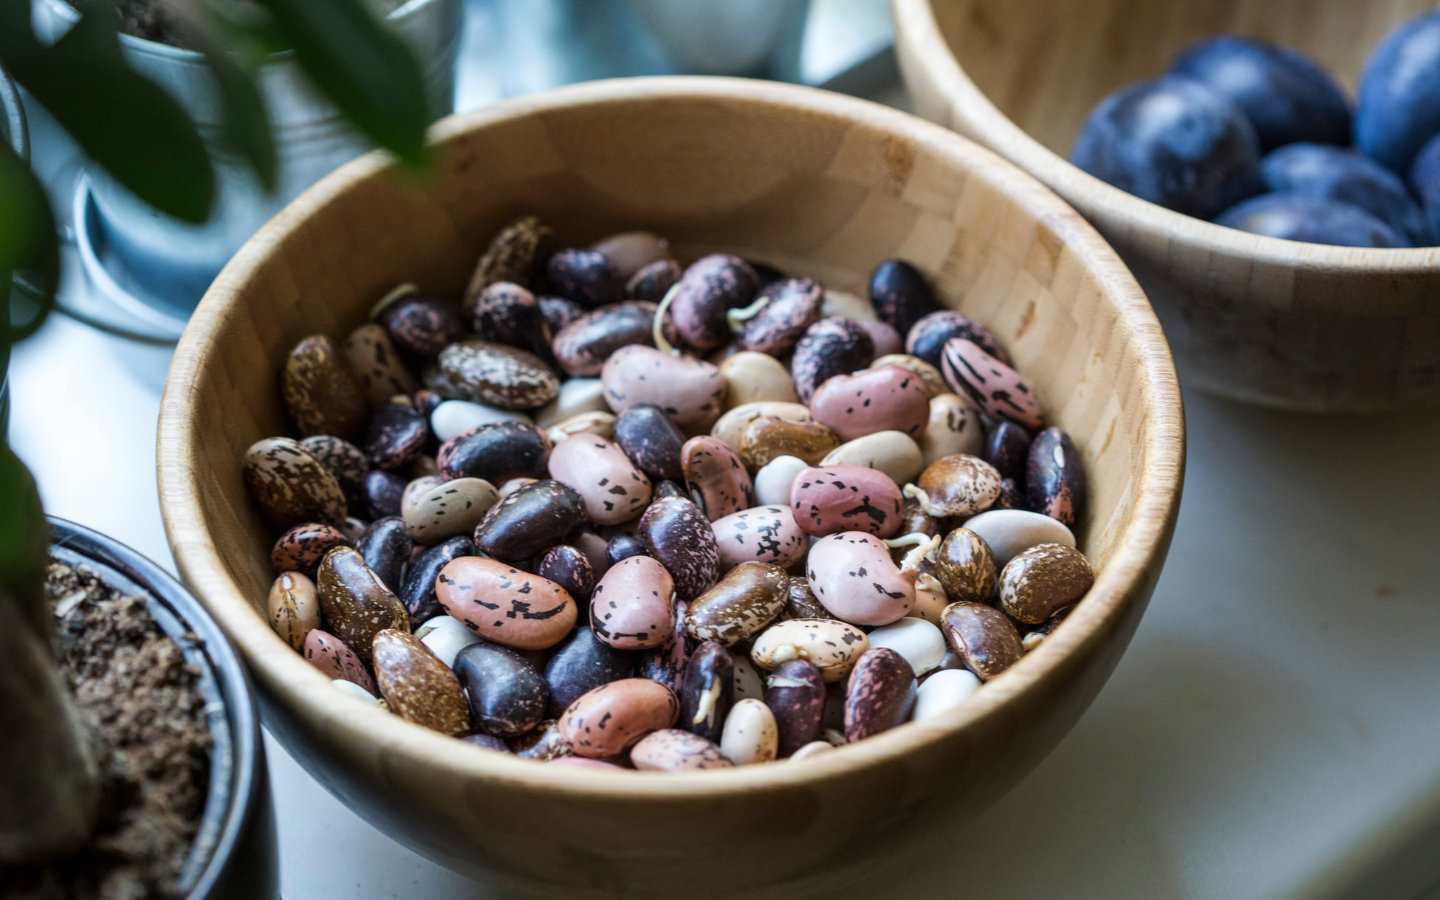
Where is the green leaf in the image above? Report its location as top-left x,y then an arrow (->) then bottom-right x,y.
0,139 -> 59,346
0,442 -> 50,641
0,3 -> 216,223
250,0 -> 430,170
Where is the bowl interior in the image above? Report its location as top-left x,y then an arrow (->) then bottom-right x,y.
161,78 -> 1181,801
930,0 -> 1434,159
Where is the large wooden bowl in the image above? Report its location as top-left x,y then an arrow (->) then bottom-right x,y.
894,0 -> 1440,412
158,78 -> 1184,898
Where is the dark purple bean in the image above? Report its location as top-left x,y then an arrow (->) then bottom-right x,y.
843,648 -> 917,742
668,254 -> 760,351
627,258 -> 682,304
472,480 -> 584,562
399,535 -> 479,627
412,389 -> 444,418
472,281 -> 555,364
638,600 -> 690,694
536,544 -> 597,601
539,295 -> 585,333
736,277 -> 823,356
552,301 -> 658,377
300,435 -> 369,500
436,420 -> 552,483
454,642 -> 549,738
378,291 -> 465,358
1026,427 -> 1085,526
606,535 -> 649,566
355,516 -> 411,593
638,495 -> 720,601
652,480 -> 687,501
362,469 -> 407,520
613,403 -> 686,481
543,626 -> 637,717
763,659 -> 825,757
868,259 -> 939,337
546,248 -> 623,308
363,402 -> 429,470
905,309 -> 1010,369
791,317 -> 874,404
995,478 -> 1024,510
984,420 -> 1032,483
678,640 -> 733,743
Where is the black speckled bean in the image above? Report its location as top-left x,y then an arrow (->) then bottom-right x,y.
299,435 -> 369,499
399,535 -> 479,627
472,480 -> 585,562
638,495 -> 720,601
669,254 -> 760,351
378,291 -> 465,358
613,403 -> 686,481
985,420 -> 1031,483
536,544 -> 597,601
627,258 -> 682,304
355,516 -> 411,593
547,248 -> 623,308
606,534 -> 649,566
638,600 -> 690,694
678,640 -> 733,743
905,309 -> 1010,369
843,648 -> 917,742
736,277 -> 823,356
544,625 -> 637,716
436,420 -> 552,484
362,469 -> 407,520
1026,427 -> 1085,527
539,295 -> 584,333
363,402 -> 429,470
868,259 -> 939,337
454,642 -> 549,738
763,659 -> 825,757
472,281 -> 556,364
552,301 -> 658,377
791,318 -> 875,404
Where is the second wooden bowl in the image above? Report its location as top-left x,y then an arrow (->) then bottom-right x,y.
894,0 -> 1440,413
157,78 -> 1183,898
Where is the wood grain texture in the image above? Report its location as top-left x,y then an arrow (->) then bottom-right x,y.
895,0 -> 1440,412
157,78 -> 1184,898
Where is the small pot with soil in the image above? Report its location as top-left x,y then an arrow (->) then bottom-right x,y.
1,518 -> 275,899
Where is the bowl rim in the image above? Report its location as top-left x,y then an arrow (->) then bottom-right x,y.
892,0 -> 1440,273
157,75 -> 1185,799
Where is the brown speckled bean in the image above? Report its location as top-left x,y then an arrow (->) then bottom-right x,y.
270,522 -> 348,575
282,335 -> 368,439
684,561 -> 788,647
315,546 -> 409,664
343,323 -> 418,409
373,629 -> 470,736
932,527 -> 997,604
940,601 -> 1024,681
911,454 -> 1002,518
437,339 -> 561,411
712,401 -> 813,454
244,437 -> 348,529
998,543 -> 1093,625
738,416 -> 840,469
464,215 -> 554,314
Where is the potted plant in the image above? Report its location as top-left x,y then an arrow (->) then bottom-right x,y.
0,1 -> 434,893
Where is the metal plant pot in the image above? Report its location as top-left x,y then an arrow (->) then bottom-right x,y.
32,0 -> 463,316
47,518 -> 276,900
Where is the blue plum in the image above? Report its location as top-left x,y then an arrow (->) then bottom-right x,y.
1356,11 -> 1440,174
1261,143 -> 1430,246
1410,133 -> 1440,244
1213,193 -> 1404,247
1072,76 -> 1263,219
1169,36 -> 1351,152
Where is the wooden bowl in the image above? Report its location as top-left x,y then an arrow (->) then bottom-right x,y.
157,78 -> 1184,898
894,0 -> 1440,412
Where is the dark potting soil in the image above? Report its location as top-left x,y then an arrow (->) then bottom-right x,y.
112,0 -> 410,47
0,561 -> 212,900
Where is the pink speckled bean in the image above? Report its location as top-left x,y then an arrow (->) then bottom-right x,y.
559,678 -> 680,758
789,465 -> 904,538
808,365 -> 930,443
680,435 -> 755,522
601,345 -> 727,434
940,338 -> 1043,429
710,504 -> 807,569
302,629 -> 375,693
806,532 -> 915,626
548,434 -> 652,525
589,555 -> 677,650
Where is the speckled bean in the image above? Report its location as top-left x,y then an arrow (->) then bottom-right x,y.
373,629 -> 470,736
613,403 -> 686,481
784,575 -> 831,621
403,477 -> 499,545
735,277 -> 823,355
552,301 -> 658,377
712,401 -> 813,454
941,338 -> 1043,429
680,436 -> 754,521
589,555 -> 676,650
601,345 -> 727,434
436,557 -> 577,650
679,640 -> 734,743
870,354 -> 948,399
998,543 -> 1093,624
920,393 -> 985,466
464,215 -> 554,311
868,259 -> 939,336
436,420 -> 551,484
316,546 -> 409,664
302,629 -> 374,692
377,289 -> 465,358
789,465 -> 904,538
472,281 -> 555,363
270,522 -> 348,575
627,259 -> 682,305
548,434 -> 652,525
805,532 -> 914,626
910,454 -> 1002,518
808,365 -> 930,442
751,618 -> 869,683
437,339 -> 561,410
843,648 -> 917,742
710,505 -> 807,570
638,496 -> 720,601
940,601 -> 1024,681
282,335 -> 368,439
906,309 -> 1010,369
762,659 -> 826,756
739,416 -> 840,470
791,318 -> 875,404
684,561 -> 788,646
343,323 -> 419,409
631,728 -> 734,771
268,572 -> 320,650
244,437 -> 348,529
536,545 -> 598,602
548,247 -> 624,308
932,527 -> 997,604
471,480 -> 584,561
559,678 -> 680,758
668,254 -> 760,351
